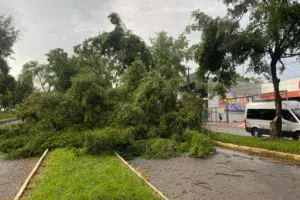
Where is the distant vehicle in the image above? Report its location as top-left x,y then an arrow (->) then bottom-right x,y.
245,101 -> 300,140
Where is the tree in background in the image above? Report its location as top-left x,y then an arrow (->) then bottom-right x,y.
74,12 -> 152,76
21,61 -> 54,92
188,0 -> 300,138
150,31 -> 192,80
0,14 -> 18,110
46,48 -> 76,92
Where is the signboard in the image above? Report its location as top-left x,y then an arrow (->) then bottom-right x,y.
219,93 -> 248,111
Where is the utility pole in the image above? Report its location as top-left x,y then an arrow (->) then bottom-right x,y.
242,65 -> 244,78
226,99 -> 229,123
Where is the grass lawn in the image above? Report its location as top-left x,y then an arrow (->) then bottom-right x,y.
210,132 -> 300,155
25,149 -> 161,200
0,112 -> 16,120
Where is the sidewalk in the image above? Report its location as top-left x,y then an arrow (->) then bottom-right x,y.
206,121 -> 245,128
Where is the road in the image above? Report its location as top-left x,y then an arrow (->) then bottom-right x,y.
0,154 -> 38,199
131,147 -> 300,200
0,119 -> 21,127
206,124 -> 250,136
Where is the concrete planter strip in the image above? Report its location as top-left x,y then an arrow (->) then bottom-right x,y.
213,140 -> 300,163
14,149 -> 49,200
116,153 -> 169,200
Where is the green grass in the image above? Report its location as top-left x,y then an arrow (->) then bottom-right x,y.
210,131 -> 300,155
26,149 -> 162,200
0,112 -> 16,120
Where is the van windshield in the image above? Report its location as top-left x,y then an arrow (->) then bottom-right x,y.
291,108 -> 300,120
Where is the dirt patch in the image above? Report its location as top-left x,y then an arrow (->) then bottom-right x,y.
130,148 -> 300,200
0,154 -> 39,200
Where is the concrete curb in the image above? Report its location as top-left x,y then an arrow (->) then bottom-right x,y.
116,153 -> 168,200
212,141 -> 300,163
0,118 -> 19,124
14,149 -> 49,200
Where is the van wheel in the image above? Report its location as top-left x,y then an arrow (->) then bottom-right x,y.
294,132 -> 300,141
252,128 -> 261,137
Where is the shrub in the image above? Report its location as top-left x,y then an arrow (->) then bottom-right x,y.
183,129 -> 198,144
85,127 -> 134,155
179,142 -> 190,152
143,138 -> 179,159
189,132 -> 215,158
119,140 -> 148,160
0,127 -> 86,159
159,112 -> 179,138
17,92 -> 84,132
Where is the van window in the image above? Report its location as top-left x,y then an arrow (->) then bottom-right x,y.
247,109 -> 261,119
261,109 -> 276,120
247,109 -> 276,120
292,108 -> 300,120
282,110 -> 297,123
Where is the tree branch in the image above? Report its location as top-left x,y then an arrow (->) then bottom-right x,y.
36,72 -> 46,92
282,53 -> 300,58
262,0 -> 269,6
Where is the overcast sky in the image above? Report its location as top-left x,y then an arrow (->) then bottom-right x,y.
1,0 -> 299,81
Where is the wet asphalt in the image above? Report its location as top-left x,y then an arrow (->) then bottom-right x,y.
0,154 -> 38,199
206,124 -> 250,136
130,147 -> 300,200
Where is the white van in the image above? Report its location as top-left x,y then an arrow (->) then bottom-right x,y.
245,101 -> 300,140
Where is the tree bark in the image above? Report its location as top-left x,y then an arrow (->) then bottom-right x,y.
270,54 -> 282,138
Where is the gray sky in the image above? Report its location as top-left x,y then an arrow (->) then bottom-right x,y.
1,0 -> 299,80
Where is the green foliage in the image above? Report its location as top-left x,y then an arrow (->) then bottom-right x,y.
183,129 -> 198,144
74,13 -> 152,73
0,124 -> 86,159
0,112 -> 15,120
143,138 -> 179,159
68,69 -> 111,128
17,92 -> 83,132
189,132 -> 215,158
210,131 -> 300,155
0,11 -> 211,162
27,149 -> 161,200
46,48 -> 76,92
150,31 -> 192,79
188,1 -> 300,135
85,127 -> 134,155
119,139 -> 148,160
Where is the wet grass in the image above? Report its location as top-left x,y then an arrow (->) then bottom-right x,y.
0,112 -> 16,120
210,132 -> 300,155
25,149 -> 161,200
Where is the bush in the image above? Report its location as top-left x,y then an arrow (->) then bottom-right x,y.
143,138 -> 179,159
189,132 -> 215,158
179,142 -> 190,152
119,140 -> 148,160
85,127 -> 134,155
183,129 -> 198,144
17,92 -> 84,132
0,127 -> 86,159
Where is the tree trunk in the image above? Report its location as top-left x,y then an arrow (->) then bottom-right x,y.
270,55 -> 282,138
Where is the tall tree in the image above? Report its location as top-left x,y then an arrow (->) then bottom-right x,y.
46,48 -> 75,92
188,0 -> 300,138
150,31 -> 192,79
0,14 -> 19,110
22,61 -> 54,92
13,65 -> 34,104
74,12 -> 152,75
